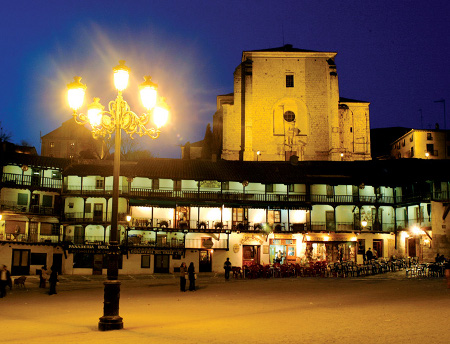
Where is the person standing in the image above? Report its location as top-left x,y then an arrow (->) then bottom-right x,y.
0,265 -> 11,298
188,262 -> 196,291
179,262 -> 187,292
48,266 -> 58,295
40,266 -> 48,288
223,258 -> 232,280
366,248 -> 374,261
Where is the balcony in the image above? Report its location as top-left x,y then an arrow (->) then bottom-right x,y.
2,173 -> 62,190
0,201 -> 58,215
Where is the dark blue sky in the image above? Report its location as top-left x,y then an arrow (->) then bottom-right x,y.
1,1 -> 449,158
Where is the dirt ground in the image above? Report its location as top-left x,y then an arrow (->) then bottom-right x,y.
1,273 -> 449,344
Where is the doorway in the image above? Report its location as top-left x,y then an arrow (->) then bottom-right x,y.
373,239 -> 384,259
199,250 -> 212,272
93,254 -> 103,275
93,203 -> 103,222
242,245 -> 260,266
11,249 -> 30,275
154,254 -> 170,273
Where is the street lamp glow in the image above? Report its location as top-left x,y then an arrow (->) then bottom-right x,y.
87,98 -> 104,127
139,76 -> 158,110
153,97 -> 169,128
67,60 -> 170,331
67,76 -> 86,111
113,60 -> 130,91
411,225 -> 421,235
361,219 -> 368,228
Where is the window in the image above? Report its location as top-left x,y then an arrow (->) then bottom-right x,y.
286,74 -> 294,87
152,179 -> 159,190
68,202 -> 74,209
31,253 -> 47,266
426,144 -> 434,155
427,133 -> 433,140
232,208 -> 248,222
173,180 -> 182,191
410,134 -> 414,142
288,184 -> 295,192
70,142 -> 75,149
283,111 -> 295,122
326,185 -> 334,198
268,210 -> 281,223
221,181 -> 229,190
410,147 -> 414,157
42,195 -> 53,207
51,171 -> 61,179
85,203 -> 92,213
17,193 -> 28,206
357,239 -> 365,255
50,142 -> 54,148
402,139 -> 405,147
95,177 -> 104,189
141,255 -> 151,268
265,184 -> 274,193
51,224 -> 59,236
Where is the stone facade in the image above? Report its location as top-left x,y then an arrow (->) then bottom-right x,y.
213,45 -> 371,162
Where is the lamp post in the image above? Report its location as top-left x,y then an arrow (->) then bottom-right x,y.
67,60 -> 169,331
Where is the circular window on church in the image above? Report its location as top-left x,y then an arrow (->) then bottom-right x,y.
283,111 -> 295,122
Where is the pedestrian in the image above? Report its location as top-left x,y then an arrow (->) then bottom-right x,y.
179,262 -> 187,292
188,262 -> 196,291
365,248 -> 374,261
0,265 -> 11,298
223,258 -> 232,280
48,265 -> 58,295
40,266 -> 48,288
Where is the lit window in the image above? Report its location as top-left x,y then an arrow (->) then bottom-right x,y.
286,75 -> 294,87
95,178 -> 104,189
50,142 -> 54,148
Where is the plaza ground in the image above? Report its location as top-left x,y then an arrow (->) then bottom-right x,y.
1,272 -> 449,344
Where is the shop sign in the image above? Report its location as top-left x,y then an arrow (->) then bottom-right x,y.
67,244 -> 112,254
304,233 -> 356,242
241,234 -> 264,245
129,248 -> 182,255
273,233 -> 292,239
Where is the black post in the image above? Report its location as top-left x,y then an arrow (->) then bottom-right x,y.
98,96 -> 123,331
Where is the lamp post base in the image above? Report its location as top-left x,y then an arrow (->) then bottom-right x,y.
98,315 -> 124,331
98,279 -> 123,331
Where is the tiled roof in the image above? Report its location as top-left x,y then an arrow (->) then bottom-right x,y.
1,153 -> 71,170
61,158 -> 450,186
339,97 -> 370,104
248,44 -> 319,53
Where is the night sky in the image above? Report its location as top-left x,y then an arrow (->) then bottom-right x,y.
1,1 -> 449,158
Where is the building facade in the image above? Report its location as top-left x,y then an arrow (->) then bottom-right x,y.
1,155 -> 449,276
212,45 -> 371,162
390,128 -> 450,159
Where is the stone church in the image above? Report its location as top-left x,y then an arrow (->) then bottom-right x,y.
188,44 -> 371,162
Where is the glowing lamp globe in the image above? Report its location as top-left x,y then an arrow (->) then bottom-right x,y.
87,98 -> 104,127
139,76 -> 158,110
67,76 -> 86,111
113,60 -> 130,91
153,97 -> 169,128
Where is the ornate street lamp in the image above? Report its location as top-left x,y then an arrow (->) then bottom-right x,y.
67,60 -> 169,331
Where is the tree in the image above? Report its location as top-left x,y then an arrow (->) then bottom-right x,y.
201,123 -> 213,160
0,121 -> 12,142
120,135 -> 153,161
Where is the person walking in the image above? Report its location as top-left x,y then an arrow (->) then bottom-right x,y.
188,262 -> 196,291
223,258 -> 232,280
0,265 -> 11,298
48,266 -> 58,295
179,262 -> 187,292
365,248 -> 374,261
40,266 -> 48,288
